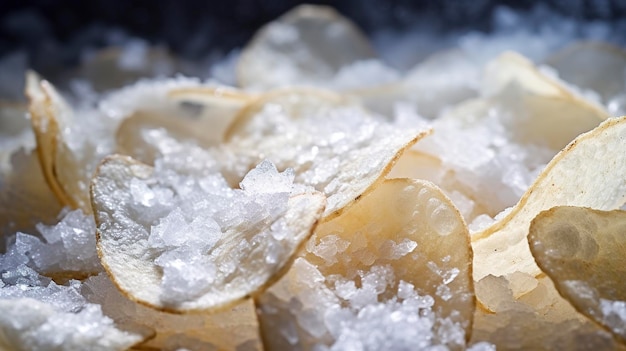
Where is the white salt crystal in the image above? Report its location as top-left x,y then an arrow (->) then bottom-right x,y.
239,160 -> 295,195
307,235 -> 351,265
155,248 -> 217,304
380,239 -> 418,260
0,210 -> 101,276
599,299 -> 626,335
0,274 -> 142,350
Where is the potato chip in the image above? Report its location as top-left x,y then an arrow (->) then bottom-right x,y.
167,86 -> 254,144
27,71 -> 246,212
225,88 -> 430,219
388,149 -> 492,223
459,51 -> 608,150
256,178 -> 474,350
471,274 -> 623,349
0,102 -> 62,235
237,4 -> 375,90
25,71 -> 81,209
91,154 -> 325,312
472,115 -> 626,281
545,41 -> 626,114
529,206 -> 626,343
115,87 -> 252,156
83,273 -> 263,351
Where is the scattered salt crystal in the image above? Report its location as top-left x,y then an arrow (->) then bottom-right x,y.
379,238 -> 418,260
307,234 -> 350,265
0,274 -> 142,350
240,160 -> 295,195
599,299 -> 626,335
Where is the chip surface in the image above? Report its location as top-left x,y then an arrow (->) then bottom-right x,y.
529,206 -> 626,344
91,154 -> 325,312
257,178 -> 474,350
225,88 -> 429,219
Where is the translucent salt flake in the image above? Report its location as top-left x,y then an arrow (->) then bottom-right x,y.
0,277 -> 144,351
257,179 -> 474,350
90,154 -> 325,312
18,209 -> 101,279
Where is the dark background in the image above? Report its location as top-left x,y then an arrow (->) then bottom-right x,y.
1,0 -> 625,67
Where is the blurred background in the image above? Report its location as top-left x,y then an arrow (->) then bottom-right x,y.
2,0 -> 625,65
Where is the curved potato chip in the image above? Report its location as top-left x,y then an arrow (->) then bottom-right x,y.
458,51 -> 609,150
225,88 -> 430,219
388,149 -> 492,223
471,273 -> 624,349
91,154 -> 325,312
0,147 -> 62,236
0,298 -> 146,351
237,4 -> 375,90
27,72 -> 245,212
25,71 -> 81,209
473,115 -> 626,281
0,102 -> 62,234
116,87 -> 252,157
545,41 -> 626,114
83,273 -> 263,351
529,206 -> 626,344
166,87 -> 255,144
256,178 -> 474,350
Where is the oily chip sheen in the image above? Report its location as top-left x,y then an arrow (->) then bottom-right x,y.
529,206 -> 626,344
256,178 -> 474,350
91,154 -> 326,312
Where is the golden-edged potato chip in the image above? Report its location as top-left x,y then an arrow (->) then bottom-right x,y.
237,4 -> 375,90
545,41 -> 626,114
529,206 -> 626,343
256,178 -> 474,350
225,88 -> 430,219
90,154 -> 325,312
25,71 -> 81,209
473,115 -> 626,281
84,273 -> 263,351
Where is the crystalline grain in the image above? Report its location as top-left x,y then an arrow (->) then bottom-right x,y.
256,179 -> 474,350
91,154 -> 325,311
0,273 -> 144,351
82,273 -> 264,350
